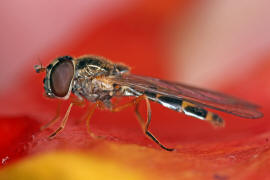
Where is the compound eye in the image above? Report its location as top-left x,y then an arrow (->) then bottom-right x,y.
50,61 -> 74,97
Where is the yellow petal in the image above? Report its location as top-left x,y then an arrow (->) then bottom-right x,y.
0,151 -> 146,180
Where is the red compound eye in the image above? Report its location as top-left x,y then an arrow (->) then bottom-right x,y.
50,60 -> 74,97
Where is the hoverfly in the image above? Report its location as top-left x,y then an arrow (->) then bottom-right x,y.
35,55 -> 263,151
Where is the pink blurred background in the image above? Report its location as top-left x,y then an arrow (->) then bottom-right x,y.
1,0 -> 270,92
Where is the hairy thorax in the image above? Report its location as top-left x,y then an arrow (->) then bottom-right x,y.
71,56 -> 129,102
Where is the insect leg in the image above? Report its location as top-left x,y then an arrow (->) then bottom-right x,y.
40,102 -> 61,131
84,103 -> 100,139
71,96 -> 86,107
83,98 -> 143,139
48,103 -> 73,139
110,95 -> 145,112
181,101 -> 224,127
109,95 -> 174,150
135,95 -> 174,151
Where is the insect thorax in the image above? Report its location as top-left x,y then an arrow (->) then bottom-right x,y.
71,56 -> 129,102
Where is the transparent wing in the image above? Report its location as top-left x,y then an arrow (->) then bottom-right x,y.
110,74 -> 263,119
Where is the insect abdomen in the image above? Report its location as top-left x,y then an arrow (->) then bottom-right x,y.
157,95 -> 182,112
145,93 -> 224,126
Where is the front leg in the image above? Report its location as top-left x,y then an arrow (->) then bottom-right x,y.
48,97 -> 86,139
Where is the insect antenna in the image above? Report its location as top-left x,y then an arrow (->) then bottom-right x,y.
34,58 -> 46,73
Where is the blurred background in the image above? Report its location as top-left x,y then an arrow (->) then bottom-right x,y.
0,0 -> 270,90
0,0 -> 270,179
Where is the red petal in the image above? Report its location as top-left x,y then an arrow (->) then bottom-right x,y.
1,1 -> 270,179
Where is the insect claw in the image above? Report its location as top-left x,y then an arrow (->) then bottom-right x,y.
90,133 -> 106,140
48,128 -> 62,139
48,133 -> 56,139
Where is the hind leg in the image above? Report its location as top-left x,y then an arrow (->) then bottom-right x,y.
135,95 -> 174,151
